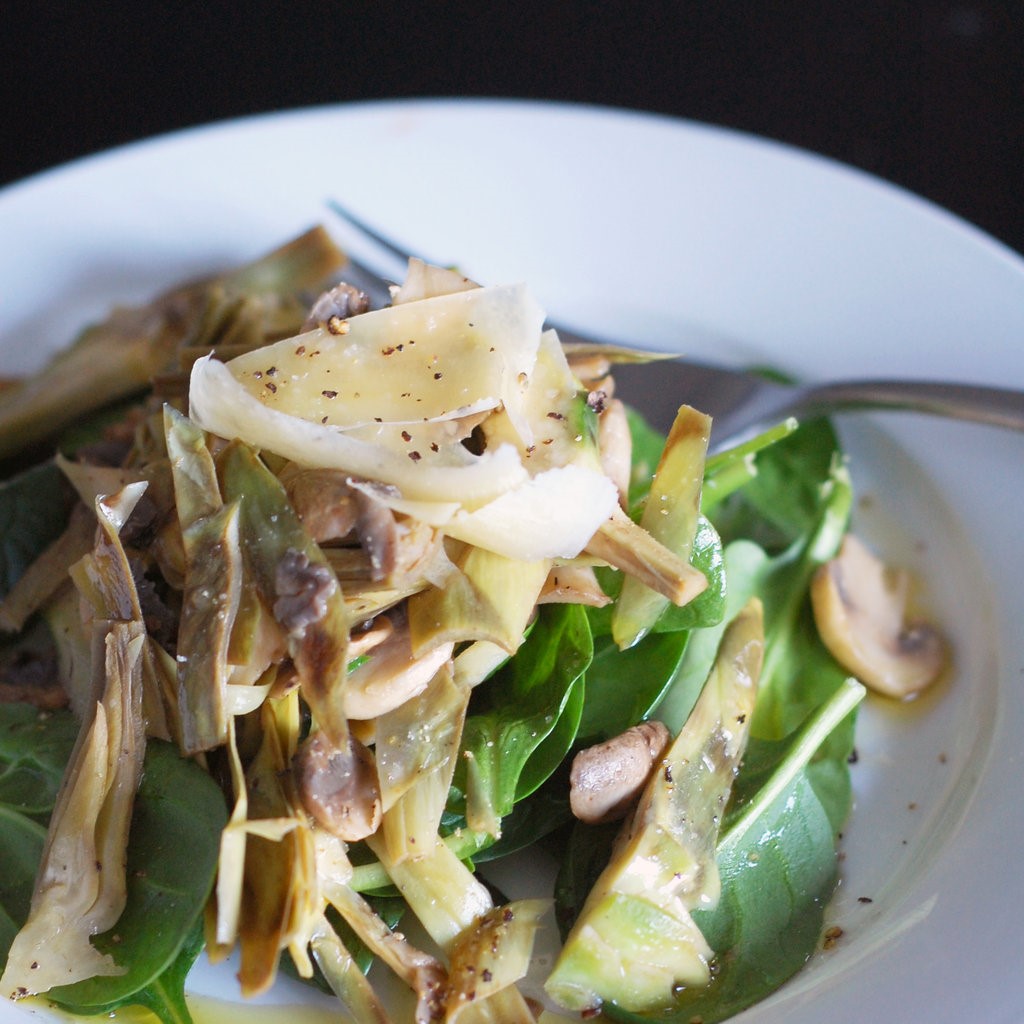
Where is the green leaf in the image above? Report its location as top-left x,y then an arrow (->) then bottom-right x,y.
0,706 -> 80,960
578,629 -> 690,743
610,682 -> 863,1024
45,739 -> 227,1019
457,604 -> 592,823
0,461 -> 73,598
653,540 -> 768,733
555,415 -> 864,1022
711,417 -> 841,553
579,517 -> 726,743
0,704 -> 80,821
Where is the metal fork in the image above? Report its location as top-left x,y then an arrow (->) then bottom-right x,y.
326,200 -> 1024,447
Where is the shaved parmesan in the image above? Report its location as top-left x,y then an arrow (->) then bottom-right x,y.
443,465 -> 618,560
189,356 -> 527,504
223,282 -> 543,433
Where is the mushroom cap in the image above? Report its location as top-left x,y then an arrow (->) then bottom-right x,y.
294,731 -> 382,841
811,534 -> 948,699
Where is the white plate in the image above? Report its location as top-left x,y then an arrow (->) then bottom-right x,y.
2,99 -> 1023,1024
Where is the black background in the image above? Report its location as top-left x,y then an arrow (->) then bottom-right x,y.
2,3 -> 1022,255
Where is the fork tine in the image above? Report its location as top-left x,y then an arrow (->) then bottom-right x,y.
327,199 -> 432,267
336,252 -> 398,309
327,199 -> 437,308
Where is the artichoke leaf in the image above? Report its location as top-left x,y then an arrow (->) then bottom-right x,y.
217,694 -> 319,997
174,501 -> 242,753
0,620 -> 146,998
545,598 -> 764,1015
366,833 -> 492,953
70,482 -> 149,625
377,664 -> 469,863
446,899 -> 548,1024
218,440 -> 350,747
0,226 -> 343,461
309,913 -> 394,1024
408,545 -> 549,657
319,855 -> 447,1024
612,404 -> 711,650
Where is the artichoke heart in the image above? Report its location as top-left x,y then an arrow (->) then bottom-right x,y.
546,598 -> 764,1015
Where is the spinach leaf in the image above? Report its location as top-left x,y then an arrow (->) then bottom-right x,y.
0,460 -> 73,598
0,703 -> 80,823
653,540 -> 768,732
611,681 -> 864,1024
650,516 -> 727,633
0,705 -> 80,961
48,739 -> 227,1018
578,629 -> 690,743
579,518 -> 726,743
557,418 -> 863,1022
471,781 -> 573,863
710,418 -> 841,553
0,710 -> 228,1024
604,770 -> 838,1024
456,604 -> 592,822
57,920 -> 207,1024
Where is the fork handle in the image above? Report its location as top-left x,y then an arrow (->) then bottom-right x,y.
796,379 -> 1024,432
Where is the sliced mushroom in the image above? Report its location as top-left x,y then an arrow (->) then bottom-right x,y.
348,615 -> 394,659
345,610 -> 454,721
564,350 -> 613,386
569,720 -> 671,824
811,534 -> 948,699
537,564 -> 611,608
294,730 -> 381,841
302,282 -> 371,331
284,467 -> 359,544
352,485 -> 400,582
597,397 -> 632,508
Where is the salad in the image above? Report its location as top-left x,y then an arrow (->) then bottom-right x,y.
0,227 -> 947,1023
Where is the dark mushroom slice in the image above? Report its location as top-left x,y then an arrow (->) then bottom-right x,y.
302,282 -> 371,331
284,468 -> 360,544
569,720 -> 672,824
294,730 -> 381,842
